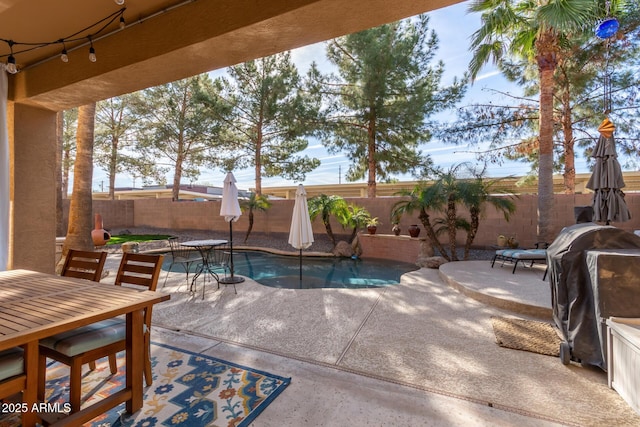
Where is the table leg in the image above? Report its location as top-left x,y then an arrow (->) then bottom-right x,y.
126,309 -> 144,413
22,340 -> 39,427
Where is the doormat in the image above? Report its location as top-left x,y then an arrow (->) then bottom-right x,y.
491,316 -> 562,357
0,342 -> 290,427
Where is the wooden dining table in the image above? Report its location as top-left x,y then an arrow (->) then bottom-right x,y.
0,269 -> 170,426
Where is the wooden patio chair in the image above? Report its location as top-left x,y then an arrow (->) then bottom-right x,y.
38,253 -> 164,413
0,347 -> 26,404
61,249 -> 107,281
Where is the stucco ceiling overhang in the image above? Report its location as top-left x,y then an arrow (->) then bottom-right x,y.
1,0 -> 461,111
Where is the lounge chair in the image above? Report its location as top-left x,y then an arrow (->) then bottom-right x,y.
491,242 -> 549,278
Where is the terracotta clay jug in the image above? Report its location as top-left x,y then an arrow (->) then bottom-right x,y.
91,213 -> 111,246
408,224 -> 421,238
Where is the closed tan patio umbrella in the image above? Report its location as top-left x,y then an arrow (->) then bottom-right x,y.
288,184 -> 314,287
219,172 -> 245,285
586,118 -> 631,224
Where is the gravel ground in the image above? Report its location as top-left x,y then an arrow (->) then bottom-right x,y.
108,227 -> 495,260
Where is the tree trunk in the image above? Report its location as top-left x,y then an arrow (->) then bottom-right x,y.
61,103 -> 97,268
535,32 -> 558,244
447,196 -> 458,261
419,209 -> 449,261
367,116 -> 376,198
464,207 -> 480,260
561,89 -> 575,194
62,147 -> 71,199
244,209 -> 254,243
108,136 -> 118,200
255,135 -> 263,196
55,112 -> 65,237
324,218 -> 336,246
172,156 -> 182,201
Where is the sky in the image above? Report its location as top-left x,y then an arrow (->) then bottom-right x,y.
94,1 -> 594,192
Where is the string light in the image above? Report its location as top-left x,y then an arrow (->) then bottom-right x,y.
1,7 -> 125,73
6,40 -> 17,74
88,38 -> 97,62
60,40 -> 69,63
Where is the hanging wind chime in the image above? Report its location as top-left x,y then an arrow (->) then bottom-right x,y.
595,1 -> 619,116
585,2 -> 631,225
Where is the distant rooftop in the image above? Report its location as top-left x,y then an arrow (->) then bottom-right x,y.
91,172 -> 640,200
93,184 -> 251,201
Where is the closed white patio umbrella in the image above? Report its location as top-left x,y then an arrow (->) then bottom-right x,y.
220,172 -> 244,285
288,184 -> 314,287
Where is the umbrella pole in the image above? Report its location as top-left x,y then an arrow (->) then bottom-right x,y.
229,221 -> 234,277
219,220 -> 245,284
299,248 -> 302,288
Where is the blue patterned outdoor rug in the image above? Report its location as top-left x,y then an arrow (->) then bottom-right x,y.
0,342 -> 290,426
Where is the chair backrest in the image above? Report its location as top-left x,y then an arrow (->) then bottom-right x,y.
61,249 -> 108,282
115,252 -> 164,291
205,244 -> 230,269
115,253 -> 165,328
167,236 -> 195,261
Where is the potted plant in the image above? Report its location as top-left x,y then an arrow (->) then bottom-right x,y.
366,217 -> 380,235
392,222 -> 401,236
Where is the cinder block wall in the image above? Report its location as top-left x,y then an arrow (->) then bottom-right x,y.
358,234 -> 425,263
63,193 -> 640,249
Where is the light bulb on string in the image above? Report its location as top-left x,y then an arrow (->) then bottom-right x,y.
6,55 -> 17,74
60,40 -> 69,63
5,40 -> 18,74
88,38 -> 97,62
114,0 -> 125,5
119,16 -> 126,29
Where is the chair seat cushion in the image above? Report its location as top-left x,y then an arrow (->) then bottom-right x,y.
495,249 -> 546,260
510,249 -> 547,260
40,318 -> 126,357
0,347 -> 24,380
495,249 -> 525,257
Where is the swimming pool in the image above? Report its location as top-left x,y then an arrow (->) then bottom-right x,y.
165,250 -> 418,289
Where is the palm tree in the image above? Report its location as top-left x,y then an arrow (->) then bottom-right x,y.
60,103 -> 97,270
240,193 -> 272,243
457,167 -> 517,260
339,204 -> 371,244
431,166 -> 465,260
391,184 -> 449,260
308,194 -> 348,247
468,0 -> 598,242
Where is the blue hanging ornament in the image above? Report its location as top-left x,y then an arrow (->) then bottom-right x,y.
595,17 -> 620,39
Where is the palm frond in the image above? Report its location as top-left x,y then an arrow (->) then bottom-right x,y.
536,0 -> 599,31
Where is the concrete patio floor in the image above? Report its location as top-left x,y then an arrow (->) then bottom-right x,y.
102,254 -> 640,426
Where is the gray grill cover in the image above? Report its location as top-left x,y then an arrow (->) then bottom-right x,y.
547,223 -> 640,369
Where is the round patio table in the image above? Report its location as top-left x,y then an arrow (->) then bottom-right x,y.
181,239 -> 227,298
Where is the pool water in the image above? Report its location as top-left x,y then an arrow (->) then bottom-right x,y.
165,250 -> 418,289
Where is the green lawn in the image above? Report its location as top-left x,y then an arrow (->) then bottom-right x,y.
106,234 -> 171,245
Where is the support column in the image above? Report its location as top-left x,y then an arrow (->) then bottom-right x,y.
8,103 -> 57,273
